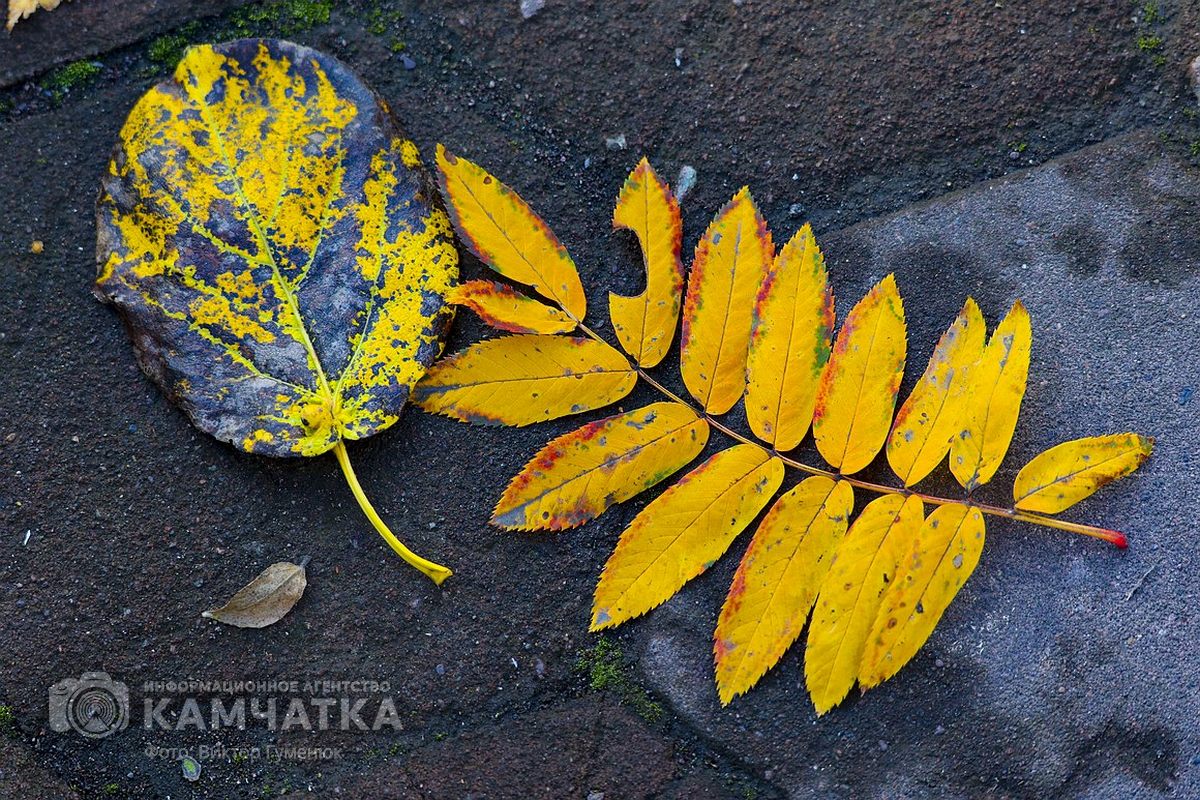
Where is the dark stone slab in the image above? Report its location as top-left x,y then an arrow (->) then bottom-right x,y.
0,0 -> 253,87
0,1 -> 1197,797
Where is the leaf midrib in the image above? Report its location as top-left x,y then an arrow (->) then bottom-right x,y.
1016,447 -> 1139,503
192,88 -> 332,402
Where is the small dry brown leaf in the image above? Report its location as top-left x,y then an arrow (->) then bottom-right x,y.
201,560 -> 307,628
7,0 -> 64,32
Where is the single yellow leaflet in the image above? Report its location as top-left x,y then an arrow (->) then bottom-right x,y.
679,188 -> 773,414
609,158 -> 684,367
950,301 -> 1032,491
1013,433 -> 1153,514
745,224 -> 834,451
887,298 -> 986,485
436,145 -> 587,318
804,493 -> 923,715
860,503 -> 985,688
714,477 -> 853,705
7,0 -> 60,30
492,402 -> 709,530
812,274 -> 907,475
448,279 -> 576,335
413,335 -> 636,426
591,444 -> 784,630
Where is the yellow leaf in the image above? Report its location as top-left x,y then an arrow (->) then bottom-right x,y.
492,402 -> 709,530
609,158 -> 684,367
95,40 -> 458,583
804,493 -> 923,715
436,145 -> 586,319
591,444 -> 784,630
745,224 -> 834,451
95,40 -> 458,457
887,298 -> 986,486
1013,433 -> 1154,514
449,279 -> 576,335
6,0 -> 61,31
950,301 -> 1032,490
714,477 -> 853,705
859,503 -> 985,689
679,188 -> 773,414
413,335 -> 636,427
812,275 -> 907,475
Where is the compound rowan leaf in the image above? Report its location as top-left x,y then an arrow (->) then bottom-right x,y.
813,275 -> 907,475
6,0 -> 61,31
449,279 -> 576,335
202,560 -> 307,628
1013,434 -> 1154,514
860,503 -> 985,689
804,494 -> 923,715
609,158 -> 684,367
950,301 -> 1032,491
492,402 -> 709,530
591,444 -> 784,630
95,40 -> 458,582
679,188 -> 773,414
96,40 -> 457,457
436,145 -> 586,319
414,335 -> 636,426
745,224 -> 834,451
887,298 -> 986,486
714,477 -> 853,705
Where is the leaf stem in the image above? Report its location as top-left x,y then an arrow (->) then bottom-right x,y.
333,440 -> 454,585
573,321 -> 1126,549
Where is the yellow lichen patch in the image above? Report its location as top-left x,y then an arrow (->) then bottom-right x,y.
399,139 -> 421,168
187,293 -> 276,344
335,152 -> 458,438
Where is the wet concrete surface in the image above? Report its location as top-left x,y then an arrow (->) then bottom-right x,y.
1,1 -> 1198,798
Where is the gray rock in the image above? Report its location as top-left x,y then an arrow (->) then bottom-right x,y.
674,165 -> 697,203
631,129 -> 1200,799
519,0 -> 545,19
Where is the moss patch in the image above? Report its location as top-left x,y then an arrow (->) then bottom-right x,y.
575,637 -> 664,722
230,0 -> 332,38
41,61 -> 101,100
148,22 -> 202,68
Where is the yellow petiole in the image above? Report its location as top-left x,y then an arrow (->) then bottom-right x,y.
333,440 -> 453,585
